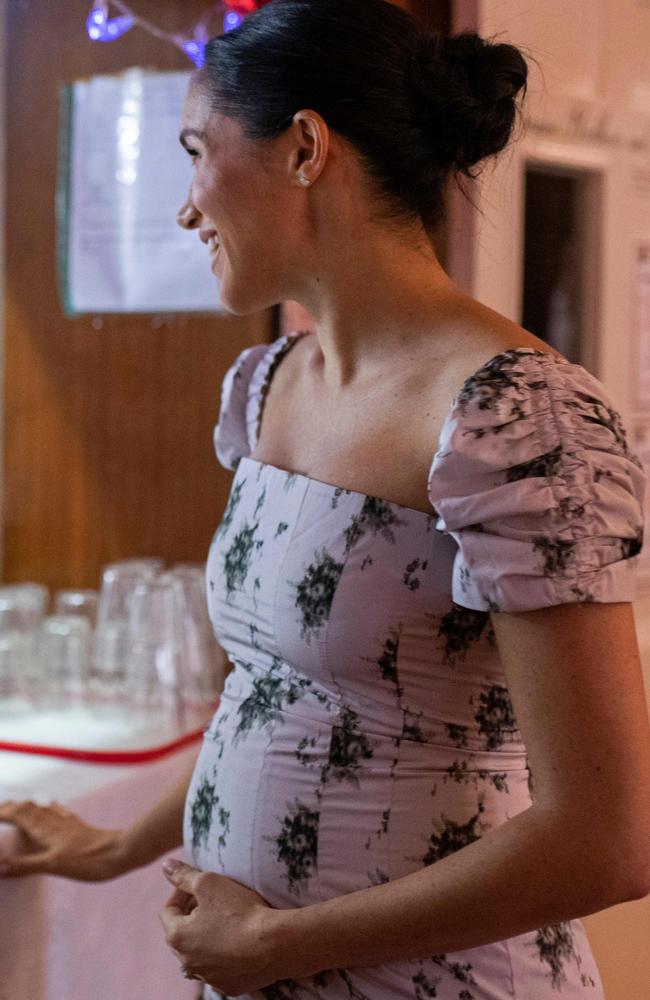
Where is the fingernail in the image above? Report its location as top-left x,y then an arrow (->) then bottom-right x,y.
162,858 -> 182,874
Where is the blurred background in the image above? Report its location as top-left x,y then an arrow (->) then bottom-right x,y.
0,2 -> 649,999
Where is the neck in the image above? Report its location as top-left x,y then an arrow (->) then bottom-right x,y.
287,223 -> 467,391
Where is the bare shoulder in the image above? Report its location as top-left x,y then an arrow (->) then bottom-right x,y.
285,294 -> 565,382
406,298 -> 567,415
438,297 -> 567,372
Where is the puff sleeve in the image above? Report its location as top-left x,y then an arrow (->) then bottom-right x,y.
213,342 -> 269,470
427,350 -> 647,613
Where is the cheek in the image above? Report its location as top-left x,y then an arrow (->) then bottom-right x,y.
192,170 -> 221,219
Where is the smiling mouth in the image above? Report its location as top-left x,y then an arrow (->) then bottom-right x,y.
208,235 -> 221,255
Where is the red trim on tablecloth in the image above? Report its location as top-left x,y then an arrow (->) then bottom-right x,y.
0,728 -> 204,764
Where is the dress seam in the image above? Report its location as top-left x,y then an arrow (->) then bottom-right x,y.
504,935 -> 518,999
249,723 -> 277,898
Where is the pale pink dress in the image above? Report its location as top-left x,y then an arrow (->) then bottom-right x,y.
184,331 -> 646,1000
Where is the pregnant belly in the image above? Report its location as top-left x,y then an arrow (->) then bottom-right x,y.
183,701 -> 533,910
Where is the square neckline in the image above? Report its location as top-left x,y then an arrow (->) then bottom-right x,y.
244,331 -> 573,520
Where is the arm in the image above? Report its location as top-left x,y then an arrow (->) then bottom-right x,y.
0,645 -> 232,881
114,760 -> 197,875
267,601 -> 650,979
0,762 -> 195,882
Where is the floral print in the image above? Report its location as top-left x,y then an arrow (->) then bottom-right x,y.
437,604 -> 492,667
343,496 -> 409,554
291,547 -> 345,643
185,334 -> 643,1000
535,922 -> 575,989
420,799 -> 487,867
473,684 -> 519,751
321,704 -> 377,786
369,625 -> 402,691
223,520 -> 263,600
215,478 -> 246,538
402,556 -> 428,592
189,774 -> 219,851
271,799 -> 320,894
189,770 -> 230,865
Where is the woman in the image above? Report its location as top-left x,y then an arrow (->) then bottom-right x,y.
2,1 -> 650,998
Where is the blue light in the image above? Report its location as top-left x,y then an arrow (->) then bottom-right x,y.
224,11 -> 243,32
182,39 -> 206,68
86,6 -> 134,42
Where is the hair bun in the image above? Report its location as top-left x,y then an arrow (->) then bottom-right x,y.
407,31 -> 528,172
441,33 -> 527,105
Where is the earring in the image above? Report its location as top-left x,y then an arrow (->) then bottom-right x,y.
298,175 -> 311,187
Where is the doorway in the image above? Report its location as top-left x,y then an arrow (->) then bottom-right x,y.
522,164 -> 602,369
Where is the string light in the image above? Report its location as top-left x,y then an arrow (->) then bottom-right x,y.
224,11 -> 244,32
87,2 -> 134,42
85,1 -> 271,67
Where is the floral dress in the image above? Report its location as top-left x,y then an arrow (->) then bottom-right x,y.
183,330 -> 646,1000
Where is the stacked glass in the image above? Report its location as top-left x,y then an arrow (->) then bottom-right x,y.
0,560 -> 224,732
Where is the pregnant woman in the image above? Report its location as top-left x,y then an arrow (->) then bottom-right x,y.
1,2 -> 650,998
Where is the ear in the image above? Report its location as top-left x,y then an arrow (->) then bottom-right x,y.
287,109 -> 329,187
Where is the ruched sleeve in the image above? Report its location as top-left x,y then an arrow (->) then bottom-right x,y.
213,332 -> 309,470
427,349 -> 647,613
213,342 -> 269,470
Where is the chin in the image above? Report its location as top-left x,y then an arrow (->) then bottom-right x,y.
218,283 -> 283,317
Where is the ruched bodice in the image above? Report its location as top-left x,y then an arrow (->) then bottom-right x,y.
184,331 -> 645,1000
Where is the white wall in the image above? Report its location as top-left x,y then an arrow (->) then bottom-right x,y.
453,0 -> 650,419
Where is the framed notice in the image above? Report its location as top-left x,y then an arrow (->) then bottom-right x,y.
57,68 -> 223,314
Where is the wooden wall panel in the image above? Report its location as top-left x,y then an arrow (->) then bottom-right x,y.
3,0 -> 273,590
3,0 -> 450,592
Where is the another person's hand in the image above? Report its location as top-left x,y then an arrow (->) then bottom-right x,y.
159,858 -> 281,995
0,799 -> 126,881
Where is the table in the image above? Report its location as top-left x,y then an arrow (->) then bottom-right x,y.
0,741 -> 203,1000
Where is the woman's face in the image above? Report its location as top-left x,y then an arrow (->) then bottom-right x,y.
176,80 -> 305,315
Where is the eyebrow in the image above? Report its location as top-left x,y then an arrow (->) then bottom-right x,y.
179,128 -> 207,149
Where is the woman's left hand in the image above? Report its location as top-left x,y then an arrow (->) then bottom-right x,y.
159,858 -> 282,995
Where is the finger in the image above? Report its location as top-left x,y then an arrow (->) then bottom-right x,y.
0,852 -> 52,877
165,886 -> 196,914
166,885 -> 194,905
161,859 -> 202,894
0,801 -> 43,831
158,903 -> 186,944
0,802 -> 26,822
49,802 -> 73,818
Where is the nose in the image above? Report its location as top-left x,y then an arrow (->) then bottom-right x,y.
177,187 -> 200,230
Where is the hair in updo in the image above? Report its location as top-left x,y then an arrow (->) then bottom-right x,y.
198,0 -> 528,230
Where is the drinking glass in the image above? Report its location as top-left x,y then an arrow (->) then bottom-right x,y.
166,567 -> 223,723
93,559 -> 164,697
54,589 -> 99,628
39,614 -> 92,705
125,577 -> 185,729
0,583 -> 50,701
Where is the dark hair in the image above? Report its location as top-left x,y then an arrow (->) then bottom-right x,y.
198,0 -> 528,230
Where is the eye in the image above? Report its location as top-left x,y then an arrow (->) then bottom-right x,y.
186,147 -> 200,162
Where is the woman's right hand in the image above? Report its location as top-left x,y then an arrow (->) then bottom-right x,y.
0,799 -> 127,881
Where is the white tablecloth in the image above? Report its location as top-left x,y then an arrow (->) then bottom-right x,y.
0,742 -> 202,1000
